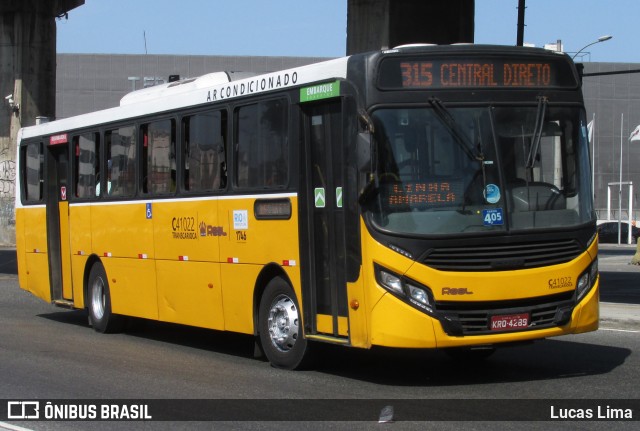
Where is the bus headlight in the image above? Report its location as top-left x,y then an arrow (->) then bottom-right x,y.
407,284 -> 430,306
576,273 -> 589,297
576,258 -> 598,301
379,269 -> 403,295
375,264 -> 434,314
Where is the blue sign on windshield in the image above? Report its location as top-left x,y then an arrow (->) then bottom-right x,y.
482,208 -> 504,226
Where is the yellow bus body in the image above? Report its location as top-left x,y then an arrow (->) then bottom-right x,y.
17,194 -> 304,337
16,200 -> 598,351
359,219 -> 599,348
14,47 -> 598,369
16,206 -> 50,303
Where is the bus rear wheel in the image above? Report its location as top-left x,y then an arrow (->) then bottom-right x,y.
258,277 -> 310,370
87,262 -> 126,333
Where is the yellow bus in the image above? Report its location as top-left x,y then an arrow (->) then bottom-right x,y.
15,45 -> 599,369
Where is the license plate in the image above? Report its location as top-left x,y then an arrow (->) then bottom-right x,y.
490,313 -> 530,331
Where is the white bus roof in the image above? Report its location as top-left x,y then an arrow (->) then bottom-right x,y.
19,56 -> 349,141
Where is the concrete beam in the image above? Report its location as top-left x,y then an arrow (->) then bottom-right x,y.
347,0 -> 474,54
0,0 -> 84,16
0,0 -> 84,244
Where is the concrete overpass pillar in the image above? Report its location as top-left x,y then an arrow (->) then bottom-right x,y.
0,0 -> 84,245
347,0 -> 475,55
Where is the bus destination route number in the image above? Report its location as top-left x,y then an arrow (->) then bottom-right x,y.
400,61 -> 552,88
377,56 -> 577,90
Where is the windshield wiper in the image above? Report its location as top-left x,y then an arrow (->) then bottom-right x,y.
525,96 -> 548,169
428,97 -> 484,162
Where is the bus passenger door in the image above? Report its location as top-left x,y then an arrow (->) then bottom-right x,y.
46,142 -> 73,303
300,101 -> 350,340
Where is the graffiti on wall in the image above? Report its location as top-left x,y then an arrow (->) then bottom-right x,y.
0,160 -> 15,195
0,160 -> 16,225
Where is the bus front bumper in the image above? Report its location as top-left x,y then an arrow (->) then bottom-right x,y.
369,279 -> 600,349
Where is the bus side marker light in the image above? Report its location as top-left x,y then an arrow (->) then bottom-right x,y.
138,253 -> 148,259
208,283 -> 214,289
282,260 -> 297,267
179,256 -> 189,261
77,251 -> 85,256
103,252 -> 112,257
350,300 -> 360,310
227,257 -> 239,264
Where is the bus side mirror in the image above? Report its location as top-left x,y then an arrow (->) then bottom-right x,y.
356,131 -> 371,172
356,110 -> 373,172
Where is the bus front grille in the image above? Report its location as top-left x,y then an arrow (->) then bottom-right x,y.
436,292 -> 575,336
422,239 -> 583,271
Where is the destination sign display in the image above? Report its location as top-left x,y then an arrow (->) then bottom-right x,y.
378,56 -> 578,90
385,181 -> 463,208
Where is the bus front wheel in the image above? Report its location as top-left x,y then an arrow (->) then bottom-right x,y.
87,262 -> 125,333
258,277 -> 310,370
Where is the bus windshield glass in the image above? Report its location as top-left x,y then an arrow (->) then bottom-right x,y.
368,104 -> 594,235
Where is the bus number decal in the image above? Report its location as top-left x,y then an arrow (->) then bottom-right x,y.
482,208 -> 504,226
171,216 -> 197,240
548,277 -> 573,289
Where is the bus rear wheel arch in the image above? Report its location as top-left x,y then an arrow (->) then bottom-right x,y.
257,276 -> 311,370
87,261 -> 126,333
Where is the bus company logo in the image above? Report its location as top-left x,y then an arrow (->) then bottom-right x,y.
199,221 -> 227,237
8,401 -> 40,419
442,287 -> 473,295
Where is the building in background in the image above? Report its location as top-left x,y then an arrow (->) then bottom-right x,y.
55,53 -> 329,118
582,62 -> 640,225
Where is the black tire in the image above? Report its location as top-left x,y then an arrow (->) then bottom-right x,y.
258,277 -> 310,370
87,262 -> 126,333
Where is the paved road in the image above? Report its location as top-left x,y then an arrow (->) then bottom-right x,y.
0,244 -> 638,430
1,274 -> 639,430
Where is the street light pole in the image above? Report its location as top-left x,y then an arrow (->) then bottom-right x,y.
572,35 -> 613,60
619,114 -> 623,244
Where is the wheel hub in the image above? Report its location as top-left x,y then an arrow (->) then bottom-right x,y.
91,277 -> 106,320
267,295 -> 299,352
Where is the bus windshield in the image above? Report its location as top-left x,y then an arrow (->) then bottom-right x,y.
368,104 -> 594,235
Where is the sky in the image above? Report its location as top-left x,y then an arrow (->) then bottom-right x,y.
56,0 -> 637,63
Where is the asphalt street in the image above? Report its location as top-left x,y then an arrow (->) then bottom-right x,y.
0,244 -> 638,430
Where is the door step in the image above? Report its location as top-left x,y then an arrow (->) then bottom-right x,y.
306,334 -> 350,345
52,299 -> 75,309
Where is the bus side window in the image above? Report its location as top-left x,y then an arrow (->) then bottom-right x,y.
105,126 -> 136,198
23,141 -> 44,203
142,119 -> 176,195
182,110 -> 226,192
73,132 -> 99,199
234,99 -> 288,189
